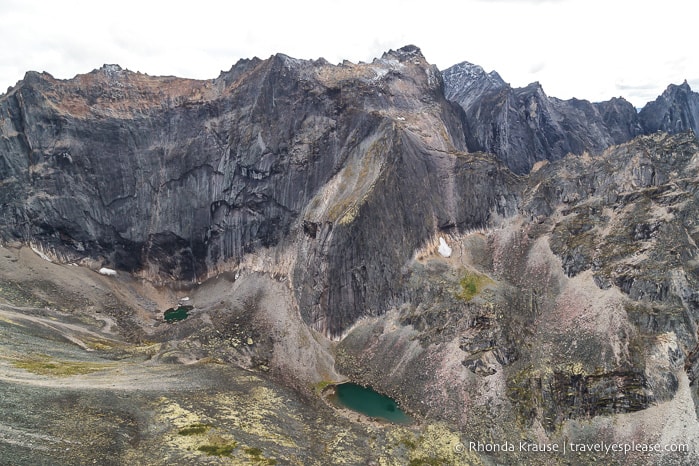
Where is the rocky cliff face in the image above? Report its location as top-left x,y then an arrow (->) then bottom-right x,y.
332,131 -> 699,465
640,80 -> 699,135
2,46 -> 698,338
0,46 -> 518,337
443,63 -> 698,174
520,131 -> 699,425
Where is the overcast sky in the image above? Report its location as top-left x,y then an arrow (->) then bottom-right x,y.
1,0 -> 696,107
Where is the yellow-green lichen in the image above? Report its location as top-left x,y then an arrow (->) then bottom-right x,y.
457,271 -> 493,302
381,423 -> 480,466
12,355 -> 112,376
198,440 -> 238,457
244,446 -> 277,464
314,380 -> 334,394
566,362 -> 586,376
178,423 -> 211,436
214,387 -> 298,448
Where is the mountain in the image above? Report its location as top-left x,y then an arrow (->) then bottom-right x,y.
443,63 -> 698,174
0,46 -> 517,337
640,80 -> 699,135
442,61 -> 507,109
1,46 -> 699,465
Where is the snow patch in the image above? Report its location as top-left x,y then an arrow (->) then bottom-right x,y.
99,267 -> 117,277
438,237 -> 452,258
371,67 -> 388,80
101,64 -> 122,73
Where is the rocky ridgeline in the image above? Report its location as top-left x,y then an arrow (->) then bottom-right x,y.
443,62 -> 699,174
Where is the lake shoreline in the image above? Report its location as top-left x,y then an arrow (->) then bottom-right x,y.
321,381 -> 416,427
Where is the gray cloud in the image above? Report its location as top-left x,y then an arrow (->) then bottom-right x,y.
528,62 -> 546,74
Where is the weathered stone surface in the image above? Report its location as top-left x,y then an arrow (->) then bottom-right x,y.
443,62 -> 644,173
0,46 -> 519,337
640,80 -> 699,135
444,62 -> 699,174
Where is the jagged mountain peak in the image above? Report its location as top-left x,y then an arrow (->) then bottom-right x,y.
441,61 -> 506,99
441,60 -> 507,116
654,80 -> 694,100
86,64 -> 136,81
606,95 -> 634,105
443,62 -> 641,173
270,52 -> 308,69
13,71 -> 55,90
639,79 -> 699,136
673,79 -> 692,92
380,44 -> 424,62
443,58 -> 699,174
517,80 -> 546,95
97,64 -> 124,74
371,45 -> 435,79
442,61 -> 505,87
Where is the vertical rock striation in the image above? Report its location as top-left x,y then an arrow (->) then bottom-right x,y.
639,80 -> 699,136
0,46 -> 519,336
443,62 -> 698,174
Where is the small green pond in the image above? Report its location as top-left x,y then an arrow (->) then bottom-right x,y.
164,305 -> 193,323
330,383 -> 412,424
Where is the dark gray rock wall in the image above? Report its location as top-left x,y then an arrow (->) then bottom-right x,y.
0,46 -> 519,336
295,124 -> 519,336
0,56 -> 397,281
639,81 -> 699,136
442,66 -> 644,174
443,62 -> 699,174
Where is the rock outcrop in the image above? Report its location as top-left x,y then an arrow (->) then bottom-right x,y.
518,131 -> 699,427
443,62 -> 698,174
640,80 -> 699,135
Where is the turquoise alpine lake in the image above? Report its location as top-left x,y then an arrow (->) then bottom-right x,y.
330,382 -> 412,424
163,305 -> 193,323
